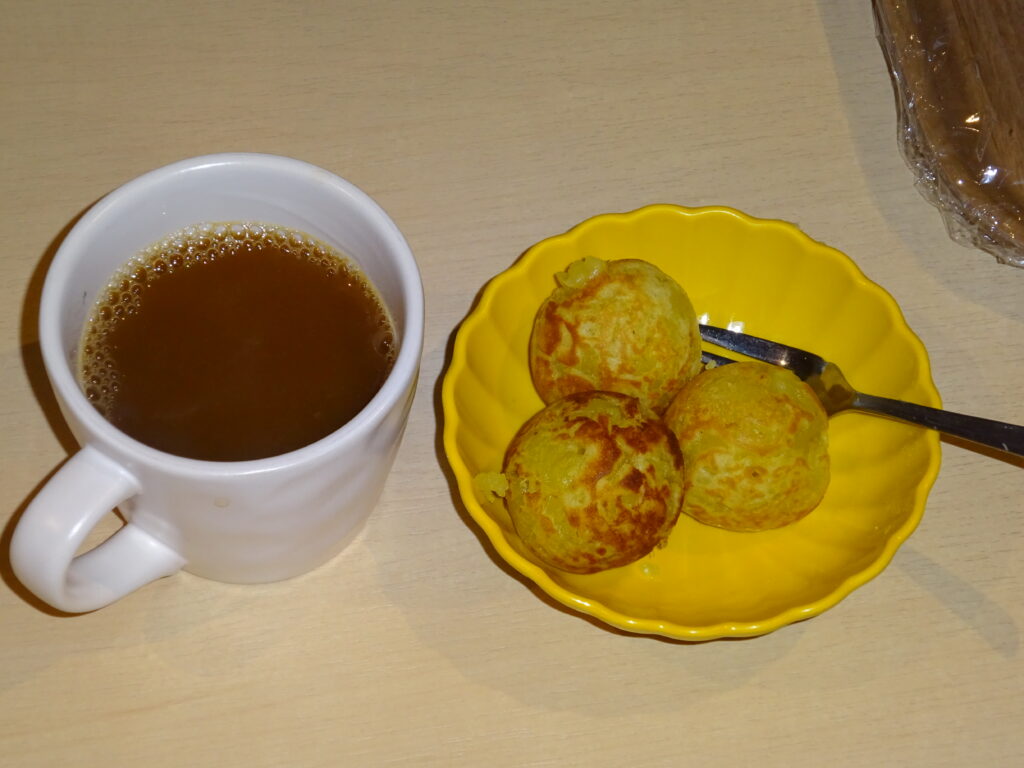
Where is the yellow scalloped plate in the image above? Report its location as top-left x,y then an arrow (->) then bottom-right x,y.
441,205 -> 942,640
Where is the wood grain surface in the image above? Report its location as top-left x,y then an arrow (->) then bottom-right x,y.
1,2 -> 1022,766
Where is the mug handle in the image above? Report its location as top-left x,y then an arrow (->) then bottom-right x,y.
10,445 -> 186,613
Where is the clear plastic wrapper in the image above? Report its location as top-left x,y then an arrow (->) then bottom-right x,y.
873,0 -> 1024,268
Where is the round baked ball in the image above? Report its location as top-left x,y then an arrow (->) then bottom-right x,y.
502,390 -> 684,574
664,361 -> 830,532
529,257 -> 702,413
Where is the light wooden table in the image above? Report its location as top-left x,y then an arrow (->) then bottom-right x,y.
2,1 -> 1022,765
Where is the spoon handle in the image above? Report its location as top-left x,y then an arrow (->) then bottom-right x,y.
852,393 -> 1024,458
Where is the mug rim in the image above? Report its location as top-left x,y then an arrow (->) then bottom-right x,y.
39,152 -> 424,476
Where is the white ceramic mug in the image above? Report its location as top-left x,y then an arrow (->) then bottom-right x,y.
11,153 -> 424,613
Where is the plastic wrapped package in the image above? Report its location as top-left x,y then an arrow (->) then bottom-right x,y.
873,0 -> 1024,268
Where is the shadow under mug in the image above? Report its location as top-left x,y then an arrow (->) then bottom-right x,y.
10,153 -> 425,613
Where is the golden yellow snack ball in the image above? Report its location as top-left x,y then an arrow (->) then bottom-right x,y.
499,390 -> 684,574
664,361 -> 830,531
529,257 -> 702,413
